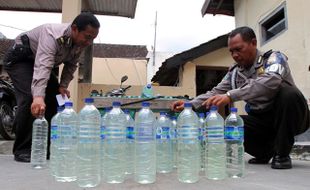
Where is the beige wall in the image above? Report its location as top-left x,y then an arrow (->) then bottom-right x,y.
234,0 -> 310,101
194,47 -> 232,67
92,58 -> 147,85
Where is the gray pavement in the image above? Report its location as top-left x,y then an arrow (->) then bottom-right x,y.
1,140 -> 310,190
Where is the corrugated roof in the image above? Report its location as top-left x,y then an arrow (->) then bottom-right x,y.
93,44 -> 148,59
0,0 -> 138,18
201,0 -> 234,17
151,34 -> 228,86
0,39 -> 147,60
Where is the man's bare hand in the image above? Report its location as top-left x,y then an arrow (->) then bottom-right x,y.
202,94 -> 231,109
31,96 -> 46,118
171,100 -> 185,112
59,86 -> 70,98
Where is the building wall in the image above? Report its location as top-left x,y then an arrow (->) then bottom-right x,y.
92,58 -> 147,85
234,0 -> 310,101
194,47 -> 232,67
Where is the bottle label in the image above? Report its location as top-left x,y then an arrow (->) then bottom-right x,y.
78,125 -> 100,143
206,126 -> 224,143
225,126 -> 244,140
51,125 -> 58,140
198,128 -> 206,141
105,128 -> 126,139
178,125 -> 198,144
59,125 -> 75,137
136,125 -> 154,141
207,126 -> 224,138
169,128 -> 177,140
156,126 -> 170,139
100,125 -> 106,140
178,125 -> 199,140
126,126 -> 135,139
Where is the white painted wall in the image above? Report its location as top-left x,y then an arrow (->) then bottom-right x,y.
234,0 -> 310,101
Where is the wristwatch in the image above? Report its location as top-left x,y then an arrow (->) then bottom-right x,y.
226,91 -> 232,101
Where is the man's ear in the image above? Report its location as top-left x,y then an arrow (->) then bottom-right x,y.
71,24 -> 78,32
251,38 -> 257,46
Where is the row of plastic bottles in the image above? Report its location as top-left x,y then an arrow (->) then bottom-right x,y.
30,98 -> 244,188
176,103 -> 245,183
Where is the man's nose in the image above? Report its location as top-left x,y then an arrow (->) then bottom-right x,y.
231,51 -> 239,59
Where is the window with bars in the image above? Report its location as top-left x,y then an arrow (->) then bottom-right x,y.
260,3 -> 288,45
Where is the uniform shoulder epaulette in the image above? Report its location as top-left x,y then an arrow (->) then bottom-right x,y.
262,49 -> 273,59
256,49 -> 273,67
229,63 -> 238,72
56,36 -> 65,46
56,36 -> 72,47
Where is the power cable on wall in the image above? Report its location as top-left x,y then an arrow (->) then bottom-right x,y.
105,58 -> 119,84
0,23 -> 27,32
132,59 -> 143,85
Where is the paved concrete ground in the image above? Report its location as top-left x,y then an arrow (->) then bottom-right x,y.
1,140 -> 310,190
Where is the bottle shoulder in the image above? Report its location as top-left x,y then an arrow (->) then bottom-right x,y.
135,110 -> 155,123
33,117 -> 48,126
206,112 -> 224,121
78,107 -> 101,117
157,116 -> 171,127
59,109 -> 78,120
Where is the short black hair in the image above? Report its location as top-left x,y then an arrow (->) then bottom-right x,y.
72,12 -> 100,31
229,26 -> 256,42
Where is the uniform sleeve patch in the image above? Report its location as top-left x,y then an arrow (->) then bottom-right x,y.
265,52 -> 287,75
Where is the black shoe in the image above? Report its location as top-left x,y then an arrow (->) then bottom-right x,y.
248,157 -> 270,164
271,155 -> 292,169
14,153 -> 31,163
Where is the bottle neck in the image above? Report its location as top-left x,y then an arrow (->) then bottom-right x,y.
65,106 -> 73,109
184,107 -> 192,111
37,115 -> 45,119
113,105 -> 121,109
210,110 -> 218,114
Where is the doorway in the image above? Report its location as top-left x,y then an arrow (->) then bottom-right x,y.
196,66 -> 228,96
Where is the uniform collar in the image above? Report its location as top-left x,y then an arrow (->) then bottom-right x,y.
254,50 -> 264,69
62,24 -> 73,48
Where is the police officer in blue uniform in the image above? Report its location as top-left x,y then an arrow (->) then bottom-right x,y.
172,26 -> 309,169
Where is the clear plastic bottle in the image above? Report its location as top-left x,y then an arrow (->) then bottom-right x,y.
141,84 -> 154,98
156,112 -> 173,173
50,107 -> 63,176
170,115 -> 178,168
124,109 -> 135,175
100,107 -> 111,180
205,106 -> 226,180
177,102 -> 200,183
55,101 -> 78,182
198,113 -> 206,171
31,115 -> 48,169
134,102 -> 156,184
104,101 -> 126,183
225,107 -> 244,178
77,98 -> 101,187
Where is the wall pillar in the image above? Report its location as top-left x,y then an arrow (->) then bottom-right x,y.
61,0 -> 82,110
